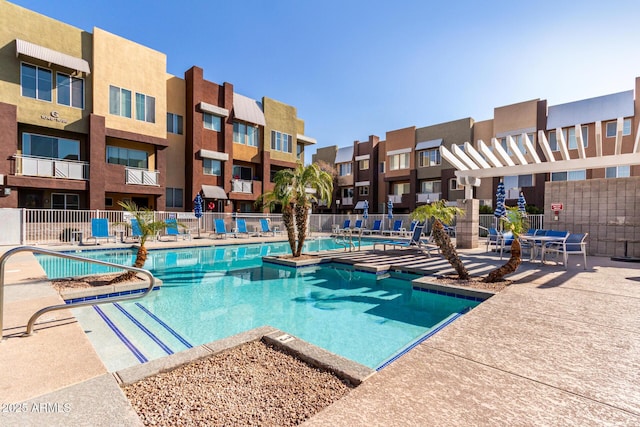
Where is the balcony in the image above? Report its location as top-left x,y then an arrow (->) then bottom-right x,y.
15,154 -> 88,180
506,188 -> 521,199
417,192 -> 441,203
231,179 -> 253,194
341,197 -> 353,206
388,194 -> 403,204
125,167 -> 159,186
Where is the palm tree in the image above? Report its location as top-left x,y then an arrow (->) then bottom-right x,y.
109,200 -> 167,284
410,200 -> 469,280
259,163 -> 333,257
484,206 -> 528,283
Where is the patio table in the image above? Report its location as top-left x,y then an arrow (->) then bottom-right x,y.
519,235 -> 567,263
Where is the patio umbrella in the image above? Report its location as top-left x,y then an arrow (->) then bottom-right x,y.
494,182 -> 506,228
363,200 -> 369,227
517,191 -> 527,216
387,199 -> 394,230
193,193 -> 203,238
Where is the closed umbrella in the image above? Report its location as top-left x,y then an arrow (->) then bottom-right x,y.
193,193 -> 203,238
494,182 -> 506,228
387,199 -> 393,230
517,191 -> 527,216
363,200 -> 369,227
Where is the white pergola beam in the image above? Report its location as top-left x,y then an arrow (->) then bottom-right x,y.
556,127 -> 570,160
575,124 -> 586,159
523,133 -> 541,163
491,138 -> 516,166
478,139 -> 503,167
537,130 -> 555,162
595,121 -> 603,157
440,146 -> 469,171
507,135 -> 528,165
452,144 -> 480,169
615,117 -> 623,155
634,121 -> 640,153
464,142 -> 491,168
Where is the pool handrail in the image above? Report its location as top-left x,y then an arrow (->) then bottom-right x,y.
0,246 -> 157,339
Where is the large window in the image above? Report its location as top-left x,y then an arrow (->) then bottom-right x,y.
393,182 -> 410,195
204,114 -> 222,132
551,170 -> 586,181
548,127 -> 588,151
605,118 -> 632,137
420,180 -> 441,193
203,159 -> 222,176
342,188 -> 354,198
606,166 -> 631,178
167,113 -> 183,134
358,186 -> 369,196
389,153 -> 410,170
109,85 -> 132,118
166,188 -> 184,208
418,149 -> 441,167
504,174 -> 533,189
359,159 -> 369,170
56,72 -> 84,108
51,193 -> 79,210
270,130 -> 292,152
135,93 -> 155,123
338,163 -> 352,176
22,133 -> 80,160
106,146 -> 148,168
233,165 -> 253,180
21,63 -> 52,101
234,122 -> 259,146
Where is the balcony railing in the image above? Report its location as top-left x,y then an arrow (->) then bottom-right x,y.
14,154 -> 89,180
341,197 -> 353,206
125,167 -> 159,186
506,188 -> 521,199
231,179 -> 253,193
388,194 -> 402,203
417,192 -> 441,203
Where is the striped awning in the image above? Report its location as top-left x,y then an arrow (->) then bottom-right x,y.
233,93 -> 266,126
16,39 -> 90,74
201,185 -> 227,199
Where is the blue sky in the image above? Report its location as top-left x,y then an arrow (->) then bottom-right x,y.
12,0 -> 640,157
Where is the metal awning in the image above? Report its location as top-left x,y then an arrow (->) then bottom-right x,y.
415,138 -> 442,151
198,102 -> 229,117
354,201 -> 367,210
233,93 -> 266,126
297,134 -> 316,145
16,39 -> 90,74
335,146 -> 354,164
201,185 -> 227,199
199,149 -> 229,161
355,154 -> 370,161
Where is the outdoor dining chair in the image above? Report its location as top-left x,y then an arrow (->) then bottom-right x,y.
86,218 -> 116,245
543,232 -> 588,269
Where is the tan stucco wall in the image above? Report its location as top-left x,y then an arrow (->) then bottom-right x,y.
263,97 -> 299,164
0,1 -> 92,133
494,99 -> 539,134
165,74 -> 185,190
92,27 -> 166,138
384,126 -> 415,178
234,143 -> 260,163
415,117 -> 473,180
312,145 -> 338,165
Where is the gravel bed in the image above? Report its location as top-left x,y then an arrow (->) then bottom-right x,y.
123,340 -> 353,426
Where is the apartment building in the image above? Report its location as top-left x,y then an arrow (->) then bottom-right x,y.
0,2 -> 315,213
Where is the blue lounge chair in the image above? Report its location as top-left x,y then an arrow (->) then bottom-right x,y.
159,218 -> 191,241
353,219 -> 363,230
126,218 -> 143,243
382,220 -> 404,236
86,218 -> 116,244
342,219 -> 351,231
234,218 -> 250,238
260,218 -> 280,236
211,218 -> 231,239
362,219 -> 382,235
374,225 -> 433,257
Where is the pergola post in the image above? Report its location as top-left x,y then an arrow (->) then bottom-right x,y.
456,198 -> 479,249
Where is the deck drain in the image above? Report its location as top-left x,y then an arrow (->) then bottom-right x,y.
276,334 -> 295,343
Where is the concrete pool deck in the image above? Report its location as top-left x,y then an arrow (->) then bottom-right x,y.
1,236 -> 639,425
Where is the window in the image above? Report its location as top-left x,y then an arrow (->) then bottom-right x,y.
233,165 -> 253,180
548,127 -> 588,151
605,119 -> 632,137
135,93 -> 155,123
203,159 -> 222,176
393,183 -> 410,195
166,188 -> 184,208
56,72 -> 84,108
389,153 -> 410,170
358,186 -> 369,196
420,180 -> 441,193
270,130 -> 292,152
21,63 -> 52,101
204,113 -> 222,132
342,188 -> 354,198
418,149 -> 441,167
504,174 -> 533,189
551,170 -> 586,181
606,166 -> 630,178
380,162 -> 386,173
105,197 -> 113,207
234,122 -> 259,146
297,144 -> 302,159
450,178 -> 462,190
359,159 -> 369,170
109,85 -> 132,118
338,163 -> 352,176
167,113 -> 183,134
106,146 -> 148,168
22,133 -> 80,160
51,193 -> 79,210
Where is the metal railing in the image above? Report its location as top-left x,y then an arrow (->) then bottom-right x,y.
231,179 -> 253,193
0,246 -> 157,338
14,154 -> 89,180
125,167 -> 159,186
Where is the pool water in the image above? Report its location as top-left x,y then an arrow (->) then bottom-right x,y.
36,240 -> 480,371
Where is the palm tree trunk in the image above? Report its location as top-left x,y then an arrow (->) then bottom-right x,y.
484,238 -> 522,283
294,205 -> 308,257
432,220 -> 470,280
282,205 -> 296,256
109,245 -> 148,284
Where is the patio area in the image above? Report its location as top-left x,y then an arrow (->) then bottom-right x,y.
1,238 -> 639,425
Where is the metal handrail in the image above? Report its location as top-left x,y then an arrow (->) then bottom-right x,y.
0,246 -> 157,338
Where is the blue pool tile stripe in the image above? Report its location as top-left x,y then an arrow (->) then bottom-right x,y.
412,286 -> 486,302
64,287 -> 160,304
93,306 -> 148,363
113,303 -> 174,356
376,312 -> 464,371
134,303 -> 193,349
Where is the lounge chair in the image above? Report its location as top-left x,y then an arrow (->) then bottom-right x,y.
211,218 -> 231,239
159,218 -> 191,241
127,218 -> 143,243
234,218 -> 250,238
341,219 -> 351,231
260,219 -> 281,236
543,232 -> 588,269
86,218 -> 116,245
382,220 -> 404,236
404,220 -> 419,237
353,219 -> 363,231
373,225 -> 433,257
362,219 -> 382,235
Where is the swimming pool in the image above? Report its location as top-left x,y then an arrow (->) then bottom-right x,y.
36,240 -> 480,371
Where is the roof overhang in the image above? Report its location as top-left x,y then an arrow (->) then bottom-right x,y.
198,102 -> 229,117
199,149 -> 229,161
201,185 -> 227,199
355,154 -> 370,161
387,147 -> 412,156
16,39 -> 90,74
415,139 -> 442,151
297,134 -> 316,145
233,93 -> 266,126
